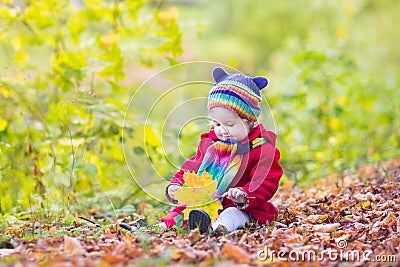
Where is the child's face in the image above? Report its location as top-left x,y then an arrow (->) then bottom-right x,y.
209,107 -> 251,142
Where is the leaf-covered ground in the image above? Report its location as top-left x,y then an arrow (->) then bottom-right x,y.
1,159 -> 399,267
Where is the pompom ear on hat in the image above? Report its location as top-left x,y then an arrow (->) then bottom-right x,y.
252,76 -> 268,89
208,67 -> 269,122
212,67 -> 229,83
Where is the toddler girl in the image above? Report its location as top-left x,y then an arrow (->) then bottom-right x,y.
165,67 -> 283,234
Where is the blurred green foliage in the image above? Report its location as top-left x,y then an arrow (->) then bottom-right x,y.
0,0 -> 399,218
0,0 -> 182,216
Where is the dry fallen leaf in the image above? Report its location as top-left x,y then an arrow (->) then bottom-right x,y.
64,236 -> 85,256
171,249 -> 196,261
101,253 -> 126,265
188,229 -> 201,243
303,214 -> 329,224
221,243 -> 251,264
382,212 -> 396,226
0,249 -> 19,257
238,233 -> 248,245
312,223 -> 340,233
397,218 -> 400,233
192,249 -> 209,260
26,251 -> 46,262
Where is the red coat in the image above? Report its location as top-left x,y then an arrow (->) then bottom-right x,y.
167,123 -> 283,224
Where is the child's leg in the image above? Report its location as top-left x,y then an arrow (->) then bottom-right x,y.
212,207 -> 251,232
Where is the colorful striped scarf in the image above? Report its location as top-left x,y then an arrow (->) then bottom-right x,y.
197,137 -> 267,198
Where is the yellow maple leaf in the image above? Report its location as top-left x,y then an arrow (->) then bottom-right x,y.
174,171 -> 222,220
183,171 -> 213,187
361,201 -> 371,209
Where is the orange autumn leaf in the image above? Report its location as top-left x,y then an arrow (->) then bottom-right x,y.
101,253 -> 126,265
221,243 -> 251,264
304,214 -> 329,224
382,212 -> 396,226
171,249 -> 196,261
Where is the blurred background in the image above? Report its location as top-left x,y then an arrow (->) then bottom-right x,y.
0,0 -> 399,218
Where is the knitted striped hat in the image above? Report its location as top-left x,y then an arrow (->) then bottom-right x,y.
207,67 -> 268,122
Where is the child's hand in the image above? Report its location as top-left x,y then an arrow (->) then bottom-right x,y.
221,188 -> 248,203
167,184 -> 182,201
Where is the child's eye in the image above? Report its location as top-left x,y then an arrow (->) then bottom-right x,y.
227,124 -> 235,127
214,123 -> 221,126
